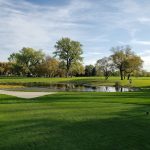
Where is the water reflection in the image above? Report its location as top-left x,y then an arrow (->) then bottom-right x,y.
33,83 -> 136,92
1,83 -> 138,92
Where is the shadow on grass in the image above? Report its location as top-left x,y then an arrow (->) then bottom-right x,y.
0,94 -> 35,104
33,92 -> 150,105
0,105 -> 150,150
1,91 -> 150,105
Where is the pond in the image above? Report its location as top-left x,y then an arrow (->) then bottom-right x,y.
1,83 -> 139,92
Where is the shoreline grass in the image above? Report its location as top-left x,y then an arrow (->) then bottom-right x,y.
0,76 -> 150,88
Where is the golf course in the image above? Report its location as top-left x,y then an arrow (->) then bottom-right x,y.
0,77 -> 150,150
1,0 -> 150,149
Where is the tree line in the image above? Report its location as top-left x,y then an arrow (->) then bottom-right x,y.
0,37 -> 148,80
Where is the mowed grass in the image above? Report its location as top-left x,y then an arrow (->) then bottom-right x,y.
0,92 -> 150,150
1,76 -> 150,87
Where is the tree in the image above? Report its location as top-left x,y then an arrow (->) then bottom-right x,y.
0,66 -> 4,75
139,70 -> 150,77
124,55 -> 143,80
85,65 -> 96,76
111,46 -> 133,80
111,45 -> 143,80
0,62 -> 13,76
96,57 -> 114,80
92,67 -> 97,76
36,56 -> 60,77
70,62 -> 85,77
8,47 -> 45,76
54,37 -> 83,77
44,56 -> 60,77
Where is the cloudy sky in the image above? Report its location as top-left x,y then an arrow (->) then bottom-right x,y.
0,0 -> 150,71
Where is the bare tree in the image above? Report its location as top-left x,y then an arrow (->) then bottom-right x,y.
96,57 -> 114,80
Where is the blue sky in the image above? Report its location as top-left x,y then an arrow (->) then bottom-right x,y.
0,0 -> 150,71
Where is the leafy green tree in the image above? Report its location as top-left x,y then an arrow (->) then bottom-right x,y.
139,70 -> 150,77
124,55 -> 143,80
58,61 -> 67,77
45,56 -> 60,77
8,47 -> 45,76
85,65 -> 96,76
36,56 -> 60,77
111,46 -> 133,80
54,37 -> 83,77
0,67 -> 4,75
0,62 -> 13,76
70,62 -> 85,77
111,45 -> 143,80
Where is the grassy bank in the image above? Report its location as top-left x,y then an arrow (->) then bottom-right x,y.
1,77 -> 150,149
0,76 -> 150,87
0,92 -> 150,150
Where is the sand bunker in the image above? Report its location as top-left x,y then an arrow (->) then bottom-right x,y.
0,90 -> 56,99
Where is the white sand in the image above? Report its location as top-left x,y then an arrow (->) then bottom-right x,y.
0,90 -> 56,99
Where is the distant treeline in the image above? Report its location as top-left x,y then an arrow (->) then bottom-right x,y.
0,37 -> 147,80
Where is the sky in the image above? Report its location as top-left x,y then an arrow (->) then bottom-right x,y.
0,0 -> 150,71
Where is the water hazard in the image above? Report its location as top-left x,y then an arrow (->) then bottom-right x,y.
40,83 -> 137,92
1,83 -> 138,92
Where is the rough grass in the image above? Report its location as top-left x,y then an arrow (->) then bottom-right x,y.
0,92 -> 150,150
0,76 -> 150,87
0,85 -> 24,89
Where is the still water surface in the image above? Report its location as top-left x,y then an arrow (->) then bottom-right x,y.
2,83 -> 138,92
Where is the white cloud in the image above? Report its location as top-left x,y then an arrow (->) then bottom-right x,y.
0,0 -> 150,71
131,39 -> 150,45
0,0 -> 93,53
142,56 -> 150,71
138,17 -> 150,23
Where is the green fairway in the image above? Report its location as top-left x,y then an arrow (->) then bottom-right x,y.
0,92 -> 150,150
1,76 -> 150,88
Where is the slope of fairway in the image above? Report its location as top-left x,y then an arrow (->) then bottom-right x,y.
0,92 -> 150,150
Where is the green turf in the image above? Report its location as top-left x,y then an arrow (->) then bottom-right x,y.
0,92 -> 150,150
1,76 -> 150,87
